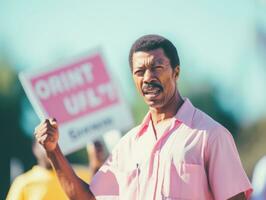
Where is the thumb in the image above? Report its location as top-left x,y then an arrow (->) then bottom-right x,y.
49,118 -> 58,128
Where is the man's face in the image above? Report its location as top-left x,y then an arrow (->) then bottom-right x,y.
132,48 -> 179,109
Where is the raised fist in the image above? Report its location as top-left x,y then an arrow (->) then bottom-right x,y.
34,118 -> 59,152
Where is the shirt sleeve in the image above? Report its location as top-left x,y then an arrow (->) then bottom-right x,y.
90,146 -> 120,199
206,126 -> 253,200
251,156 -> 266,200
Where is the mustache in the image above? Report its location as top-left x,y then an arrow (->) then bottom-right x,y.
142,82 -> 163,91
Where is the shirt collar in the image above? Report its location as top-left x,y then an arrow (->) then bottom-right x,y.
136,98 -> 196,138
173,98 -> 196,127
136,112 -> 151,138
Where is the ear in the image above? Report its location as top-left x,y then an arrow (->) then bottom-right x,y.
174,65 -> 180,79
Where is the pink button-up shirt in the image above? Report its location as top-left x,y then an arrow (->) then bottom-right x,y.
90,98 -> 252,200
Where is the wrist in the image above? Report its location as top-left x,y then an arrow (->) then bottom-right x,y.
46,144 -> 61,158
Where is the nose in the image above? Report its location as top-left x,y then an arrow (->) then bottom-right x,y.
143,69 -> 155,83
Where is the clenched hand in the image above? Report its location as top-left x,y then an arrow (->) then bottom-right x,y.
34,118 -> 59,152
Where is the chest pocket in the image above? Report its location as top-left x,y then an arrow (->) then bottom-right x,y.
162,162 -> 203,200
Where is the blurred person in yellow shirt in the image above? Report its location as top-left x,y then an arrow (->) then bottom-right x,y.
6,140 -> 106,200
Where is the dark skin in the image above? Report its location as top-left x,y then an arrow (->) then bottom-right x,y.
132,48 -> 246,199
34,118 -> 95,200
34,48 -> 246,200
132,49 -> 182,124
229,192 -> 246,200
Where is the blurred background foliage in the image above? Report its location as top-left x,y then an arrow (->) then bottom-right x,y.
1,0 -> 266,199
0,59 -> 35,198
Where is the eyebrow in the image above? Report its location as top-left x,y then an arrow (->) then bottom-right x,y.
133,66 -> 145,71
133,57 -> 169,70
155,58 -> 169,65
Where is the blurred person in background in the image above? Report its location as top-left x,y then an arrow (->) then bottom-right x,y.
251,156 -> 266,200
86,140 -> 107,181
6,140 -> 105,200
34,34 -> 252,200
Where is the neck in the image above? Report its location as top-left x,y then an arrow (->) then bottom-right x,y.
150,91 -> 184,125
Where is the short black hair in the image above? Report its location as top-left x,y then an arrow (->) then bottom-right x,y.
129,34 -> 180,71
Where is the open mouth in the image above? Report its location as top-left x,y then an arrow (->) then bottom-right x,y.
142,82 -> 163,98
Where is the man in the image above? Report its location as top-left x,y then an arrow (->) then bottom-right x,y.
34,34 -> 252,200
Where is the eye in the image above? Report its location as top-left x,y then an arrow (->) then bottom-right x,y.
134,69 -> 145,76
152,66 -> 164,72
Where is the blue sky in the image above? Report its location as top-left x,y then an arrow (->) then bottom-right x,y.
0,0 -> 265,127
